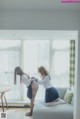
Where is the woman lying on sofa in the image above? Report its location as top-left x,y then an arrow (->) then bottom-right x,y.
14,67 -> 39,116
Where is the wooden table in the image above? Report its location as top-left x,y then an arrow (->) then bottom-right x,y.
0,85 -> 11,112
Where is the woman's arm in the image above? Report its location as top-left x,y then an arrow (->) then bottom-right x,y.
38,76 -> 48,84
38,79 -> 46,84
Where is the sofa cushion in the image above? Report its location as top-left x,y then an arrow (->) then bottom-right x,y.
56,88 -> 67,99
33,102 -> 73,119
44,98 -> 66,107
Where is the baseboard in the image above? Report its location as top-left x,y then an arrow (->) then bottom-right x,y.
0,101 -> 30,108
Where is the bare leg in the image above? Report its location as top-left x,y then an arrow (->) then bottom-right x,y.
25,81 -> 38,116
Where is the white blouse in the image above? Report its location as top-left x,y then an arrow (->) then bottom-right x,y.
21,75 -> 32,87
38,75 -> 52,89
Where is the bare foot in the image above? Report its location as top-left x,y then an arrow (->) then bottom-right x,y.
25,112 -> 32,116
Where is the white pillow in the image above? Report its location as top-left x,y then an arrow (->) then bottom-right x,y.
64,89 -> 73,104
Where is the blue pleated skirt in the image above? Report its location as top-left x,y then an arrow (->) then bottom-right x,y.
27,84 -> 32,99
45,87 -> 59,103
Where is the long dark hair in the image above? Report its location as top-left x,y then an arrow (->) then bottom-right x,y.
38,66 -> 51,80
14,66 -> 23,84
38,66 -> 48,76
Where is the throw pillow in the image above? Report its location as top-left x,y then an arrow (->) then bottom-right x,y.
64,89 -> 73,104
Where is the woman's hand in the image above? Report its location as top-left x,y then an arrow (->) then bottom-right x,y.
26,74 -> 30,79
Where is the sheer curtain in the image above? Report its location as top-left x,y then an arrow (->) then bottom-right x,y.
0,50 -> 21,101
23,40 -> 50,101
0,40 -> 21,101
51,40 -> 70,87
22,40 -> 70,101
0,40 -> 70,102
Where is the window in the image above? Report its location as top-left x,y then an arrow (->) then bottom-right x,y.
23,40 -> 50,74
23,40 -> 70,101
0,40 -> 70,102
51,40 -> 70,87
23,40 -> 50,101
0,40 -> 21,101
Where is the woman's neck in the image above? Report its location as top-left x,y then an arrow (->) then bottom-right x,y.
42,75 -> 47,79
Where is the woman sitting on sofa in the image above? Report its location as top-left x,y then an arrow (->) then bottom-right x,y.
37,66 -> 59,103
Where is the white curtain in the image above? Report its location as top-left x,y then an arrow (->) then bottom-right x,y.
0,40 -> 70,102
22,40 -> 70,101
0,49 -> 21,101
23,40 -> 50,101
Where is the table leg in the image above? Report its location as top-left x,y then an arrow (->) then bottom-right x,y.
1,93 -> 4,112
4,94 -> 8,109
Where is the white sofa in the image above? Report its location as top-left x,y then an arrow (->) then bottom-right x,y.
33,88 -> 73,119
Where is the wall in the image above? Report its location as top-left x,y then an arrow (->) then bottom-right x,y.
0,9 -> 80,119
0,10 -> 80,30
74,33 -> 80,119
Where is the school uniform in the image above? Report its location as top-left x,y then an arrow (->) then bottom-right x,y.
21,75 -> 38,100
38,75 -> 59,103
21,75 -> 33,99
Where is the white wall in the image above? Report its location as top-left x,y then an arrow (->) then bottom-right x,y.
0,10 -> 80,30
74,33 -> 80,119
0,9 -> 80,119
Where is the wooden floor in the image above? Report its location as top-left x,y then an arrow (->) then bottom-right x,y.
0,107 -> 33,119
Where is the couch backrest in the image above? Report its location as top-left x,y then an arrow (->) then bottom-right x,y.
56,88 -> 67,99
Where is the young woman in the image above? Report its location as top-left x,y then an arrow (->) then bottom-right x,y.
38,66 -> 59,103
14,67 -> 38,116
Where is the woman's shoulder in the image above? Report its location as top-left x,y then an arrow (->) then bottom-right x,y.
22,74 -> 26,78
44,75 -> 50,80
